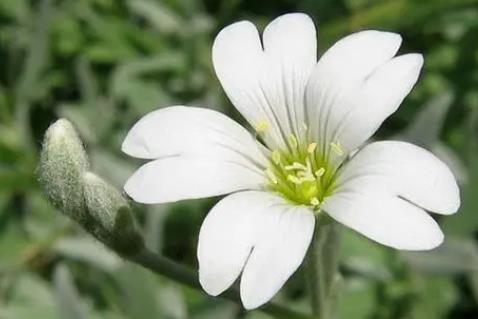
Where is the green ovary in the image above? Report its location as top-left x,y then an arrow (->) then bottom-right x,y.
264,138 -> 338,208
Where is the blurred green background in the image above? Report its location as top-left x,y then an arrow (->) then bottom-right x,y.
2,0 -> 478,318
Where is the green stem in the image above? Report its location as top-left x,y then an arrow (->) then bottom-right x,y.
129,248 -> 311,319
307,214 -> 341,319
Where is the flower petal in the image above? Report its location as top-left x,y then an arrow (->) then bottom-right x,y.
305,31 -> 423,162
122,106 -> 268,167
124,157 -> 265,204
213,13 -> 317,149
198,191 -> 278,296
261,13 -> 317,141
322,191 -> 444,250
240,201 -> 315,309
213,21 -> 282,148
197,191 -> 315,309
334,54 -> 424,152
334,141 -> 460,215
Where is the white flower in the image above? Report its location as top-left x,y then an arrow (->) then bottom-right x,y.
122,13 -> 460,309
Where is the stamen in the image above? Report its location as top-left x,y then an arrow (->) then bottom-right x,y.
307,142 -> 317,154
330,141 -> 344,156
288,134 -> 298,149
310,197 -> 320,206
315,167 -> 325,177
300,175 -> 315,183
271,150 -> 281,165
255,120 -> 270,133
305,158 -> 312,171
285,162 -> 307,171
265,134 -> 335,207
296,169 -> 314,179
265,169 -> 278,184
287,175 -> 302,185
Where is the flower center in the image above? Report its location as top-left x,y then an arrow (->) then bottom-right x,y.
264,134 -> 341,208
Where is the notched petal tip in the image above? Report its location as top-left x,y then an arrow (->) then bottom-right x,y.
428,229 -> 445,250
121,109 -> 167,159
123,166 -> 157,204
342,29 -> 402,50
399,225 -> 444,252
263,12 -> 317,56
367,29 -> 402,42
450,193 -> 461,214
213,20 -> 256,46
121,132 -> 149,158
411,52 -> 424,66
438,177 -> 461,215
123,174 -> 142,203
212,20 -> 262,77
241,293 -> 264,310
396,53 -> 424,72
198,270 -> 228,297
241,279 -> 276,310
267,12 -> 314,27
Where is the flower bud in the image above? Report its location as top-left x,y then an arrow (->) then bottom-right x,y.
82,172 -> 144,255
38,119 -> 90,223
39,119 -> 144,256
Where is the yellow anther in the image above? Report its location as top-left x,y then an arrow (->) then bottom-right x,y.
265,169 -> 278,184
288,134 -> 298,149
315,167 -> 325,177
310,197 -> 320,206
296,171 -> 308,177
285,162 -> 307,171
296,169 -> 314,180
330,141 -> 344,156
300,175 -> 315,183
287,175 -> 302,185
307,142 -> 317,154
255,120 -> 270,133
271,150 -> 281,165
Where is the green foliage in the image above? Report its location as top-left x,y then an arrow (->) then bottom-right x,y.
1,0 -> 478,318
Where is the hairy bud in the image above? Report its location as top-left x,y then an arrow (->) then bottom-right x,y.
38,119 -> 144,256
38,119 -> 90,223
83,172 -> 143,255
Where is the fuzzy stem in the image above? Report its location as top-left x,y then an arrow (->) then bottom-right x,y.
307,214 -> 341,319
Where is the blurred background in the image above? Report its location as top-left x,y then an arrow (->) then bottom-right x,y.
1,0 -> 478,318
